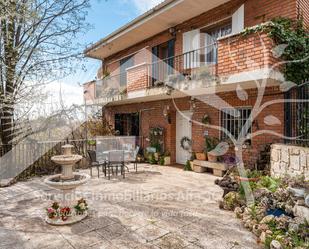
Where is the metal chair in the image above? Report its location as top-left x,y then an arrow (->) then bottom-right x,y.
132,146 -> 140,172
87,150 -> 106,178
107,150 -> 125,179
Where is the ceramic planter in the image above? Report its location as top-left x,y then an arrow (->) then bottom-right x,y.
164,156 -> 171,165
196,152 -> 206,161
207,153 -> 217,162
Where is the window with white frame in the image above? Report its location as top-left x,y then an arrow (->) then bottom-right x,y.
203,22 -> 232,64
221,107 -> 252,139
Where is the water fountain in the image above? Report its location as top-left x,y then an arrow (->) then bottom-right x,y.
44,144 -> 90,225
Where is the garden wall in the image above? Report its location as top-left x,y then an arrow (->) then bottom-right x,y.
270,144 -> 309,180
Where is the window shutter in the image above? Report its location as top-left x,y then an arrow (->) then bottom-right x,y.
152,46 -> 159,85
183,29 -> 200,69
167,39 -> 175,75
232,4 -> 244,34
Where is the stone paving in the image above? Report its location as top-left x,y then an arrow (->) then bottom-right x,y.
0,164 -> 260,249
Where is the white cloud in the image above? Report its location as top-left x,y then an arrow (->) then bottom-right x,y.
131,0 -> 163,13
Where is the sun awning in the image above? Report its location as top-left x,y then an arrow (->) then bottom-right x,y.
85,0 -> 230,60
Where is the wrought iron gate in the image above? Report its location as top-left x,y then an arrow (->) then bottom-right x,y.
284,80 -> 309,147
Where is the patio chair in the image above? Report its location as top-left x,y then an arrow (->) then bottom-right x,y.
107,150 -> 125,180
87,150 -> 106,178
132,146 -> 140,172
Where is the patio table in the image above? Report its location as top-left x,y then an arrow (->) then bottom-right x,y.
98,150 -> 132,179
99,150 -> 133,162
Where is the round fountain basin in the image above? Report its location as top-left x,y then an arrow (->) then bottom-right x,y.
44,173 -> 90,191
51,155 -> 83,166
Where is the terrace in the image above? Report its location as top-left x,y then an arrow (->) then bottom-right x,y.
0,164 -> 259,249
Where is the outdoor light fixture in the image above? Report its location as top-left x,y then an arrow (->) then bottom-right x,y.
190,97 -> 196,112
163,105 -> 172,124
169,27 -> 176,37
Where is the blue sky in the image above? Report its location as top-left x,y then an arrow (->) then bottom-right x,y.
47,0 -> 163,107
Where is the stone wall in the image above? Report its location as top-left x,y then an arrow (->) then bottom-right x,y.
271,144 -> 309,180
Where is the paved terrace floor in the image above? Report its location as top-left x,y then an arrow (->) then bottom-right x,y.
0,164 -> 260,249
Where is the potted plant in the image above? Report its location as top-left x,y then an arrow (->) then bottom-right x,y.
190,152 -> 196,168
184,160 -> 193,171
195,152 -> 206,160
74,198 -> 88,215
163,151 -> 171,165
201,114 -> 211,125
205,136 -> 219,162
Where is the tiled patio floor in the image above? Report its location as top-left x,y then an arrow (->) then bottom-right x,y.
0,164 -> 260,249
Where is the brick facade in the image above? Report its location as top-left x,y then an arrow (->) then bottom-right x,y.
100,0 -> 298,78
103,86 -> 284,166
84,0 -> 306,167
218,32 -> 278,75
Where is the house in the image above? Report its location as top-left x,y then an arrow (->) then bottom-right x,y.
83,0 -> 308,166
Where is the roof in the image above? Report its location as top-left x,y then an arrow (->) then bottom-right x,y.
84,0 -> 229,60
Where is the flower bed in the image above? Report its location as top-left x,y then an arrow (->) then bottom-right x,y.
217,173 -> 309,248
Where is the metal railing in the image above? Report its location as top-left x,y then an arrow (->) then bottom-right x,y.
94,44 -> 218,99
151,44 -> 218,86
0,139 -> 96,179
95,73 -> 127,99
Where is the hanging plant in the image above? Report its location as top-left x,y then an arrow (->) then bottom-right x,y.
180,136 -> 192,151
202,114 -> 211,124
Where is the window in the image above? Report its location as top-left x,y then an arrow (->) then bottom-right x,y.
203,22 -> 232,64
221,107 -> 252,139
120,55 -> 134,87
115,113 -> 139,136
152,39 -> 175,84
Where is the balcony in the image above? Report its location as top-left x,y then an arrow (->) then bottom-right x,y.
84,31 -> 282,106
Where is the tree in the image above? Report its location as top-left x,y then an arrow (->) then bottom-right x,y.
0,0 -> 90,146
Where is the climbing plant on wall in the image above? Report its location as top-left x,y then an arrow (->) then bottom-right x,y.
242,17 -> 309,83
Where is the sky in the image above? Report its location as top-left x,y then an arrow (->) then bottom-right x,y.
47,0 -> 163,108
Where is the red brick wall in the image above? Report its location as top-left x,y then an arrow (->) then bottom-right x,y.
244,0 -> 297,27
104,87 -> 284,166
217,32 -> 278,76
127,64 -> 150,92
99,0 -> 297,87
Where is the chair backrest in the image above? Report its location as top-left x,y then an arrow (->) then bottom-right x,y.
87,150 -> 97,163
108,150 -> 124,162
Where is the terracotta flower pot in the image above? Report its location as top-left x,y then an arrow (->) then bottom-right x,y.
196,152 -> 206,161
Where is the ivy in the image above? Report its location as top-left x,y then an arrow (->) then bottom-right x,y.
242,17 -> 309,84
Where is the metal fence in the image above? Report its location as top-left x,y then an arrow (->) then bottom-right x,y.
284,80 -> 309,147
0,139 -> 95,179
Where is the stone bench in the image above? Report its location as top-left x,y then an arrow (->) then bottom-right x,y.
193,160 -> 228,177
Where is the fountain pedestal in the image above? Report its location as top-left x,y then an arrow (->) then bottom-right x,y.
44,144 -> 90,225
